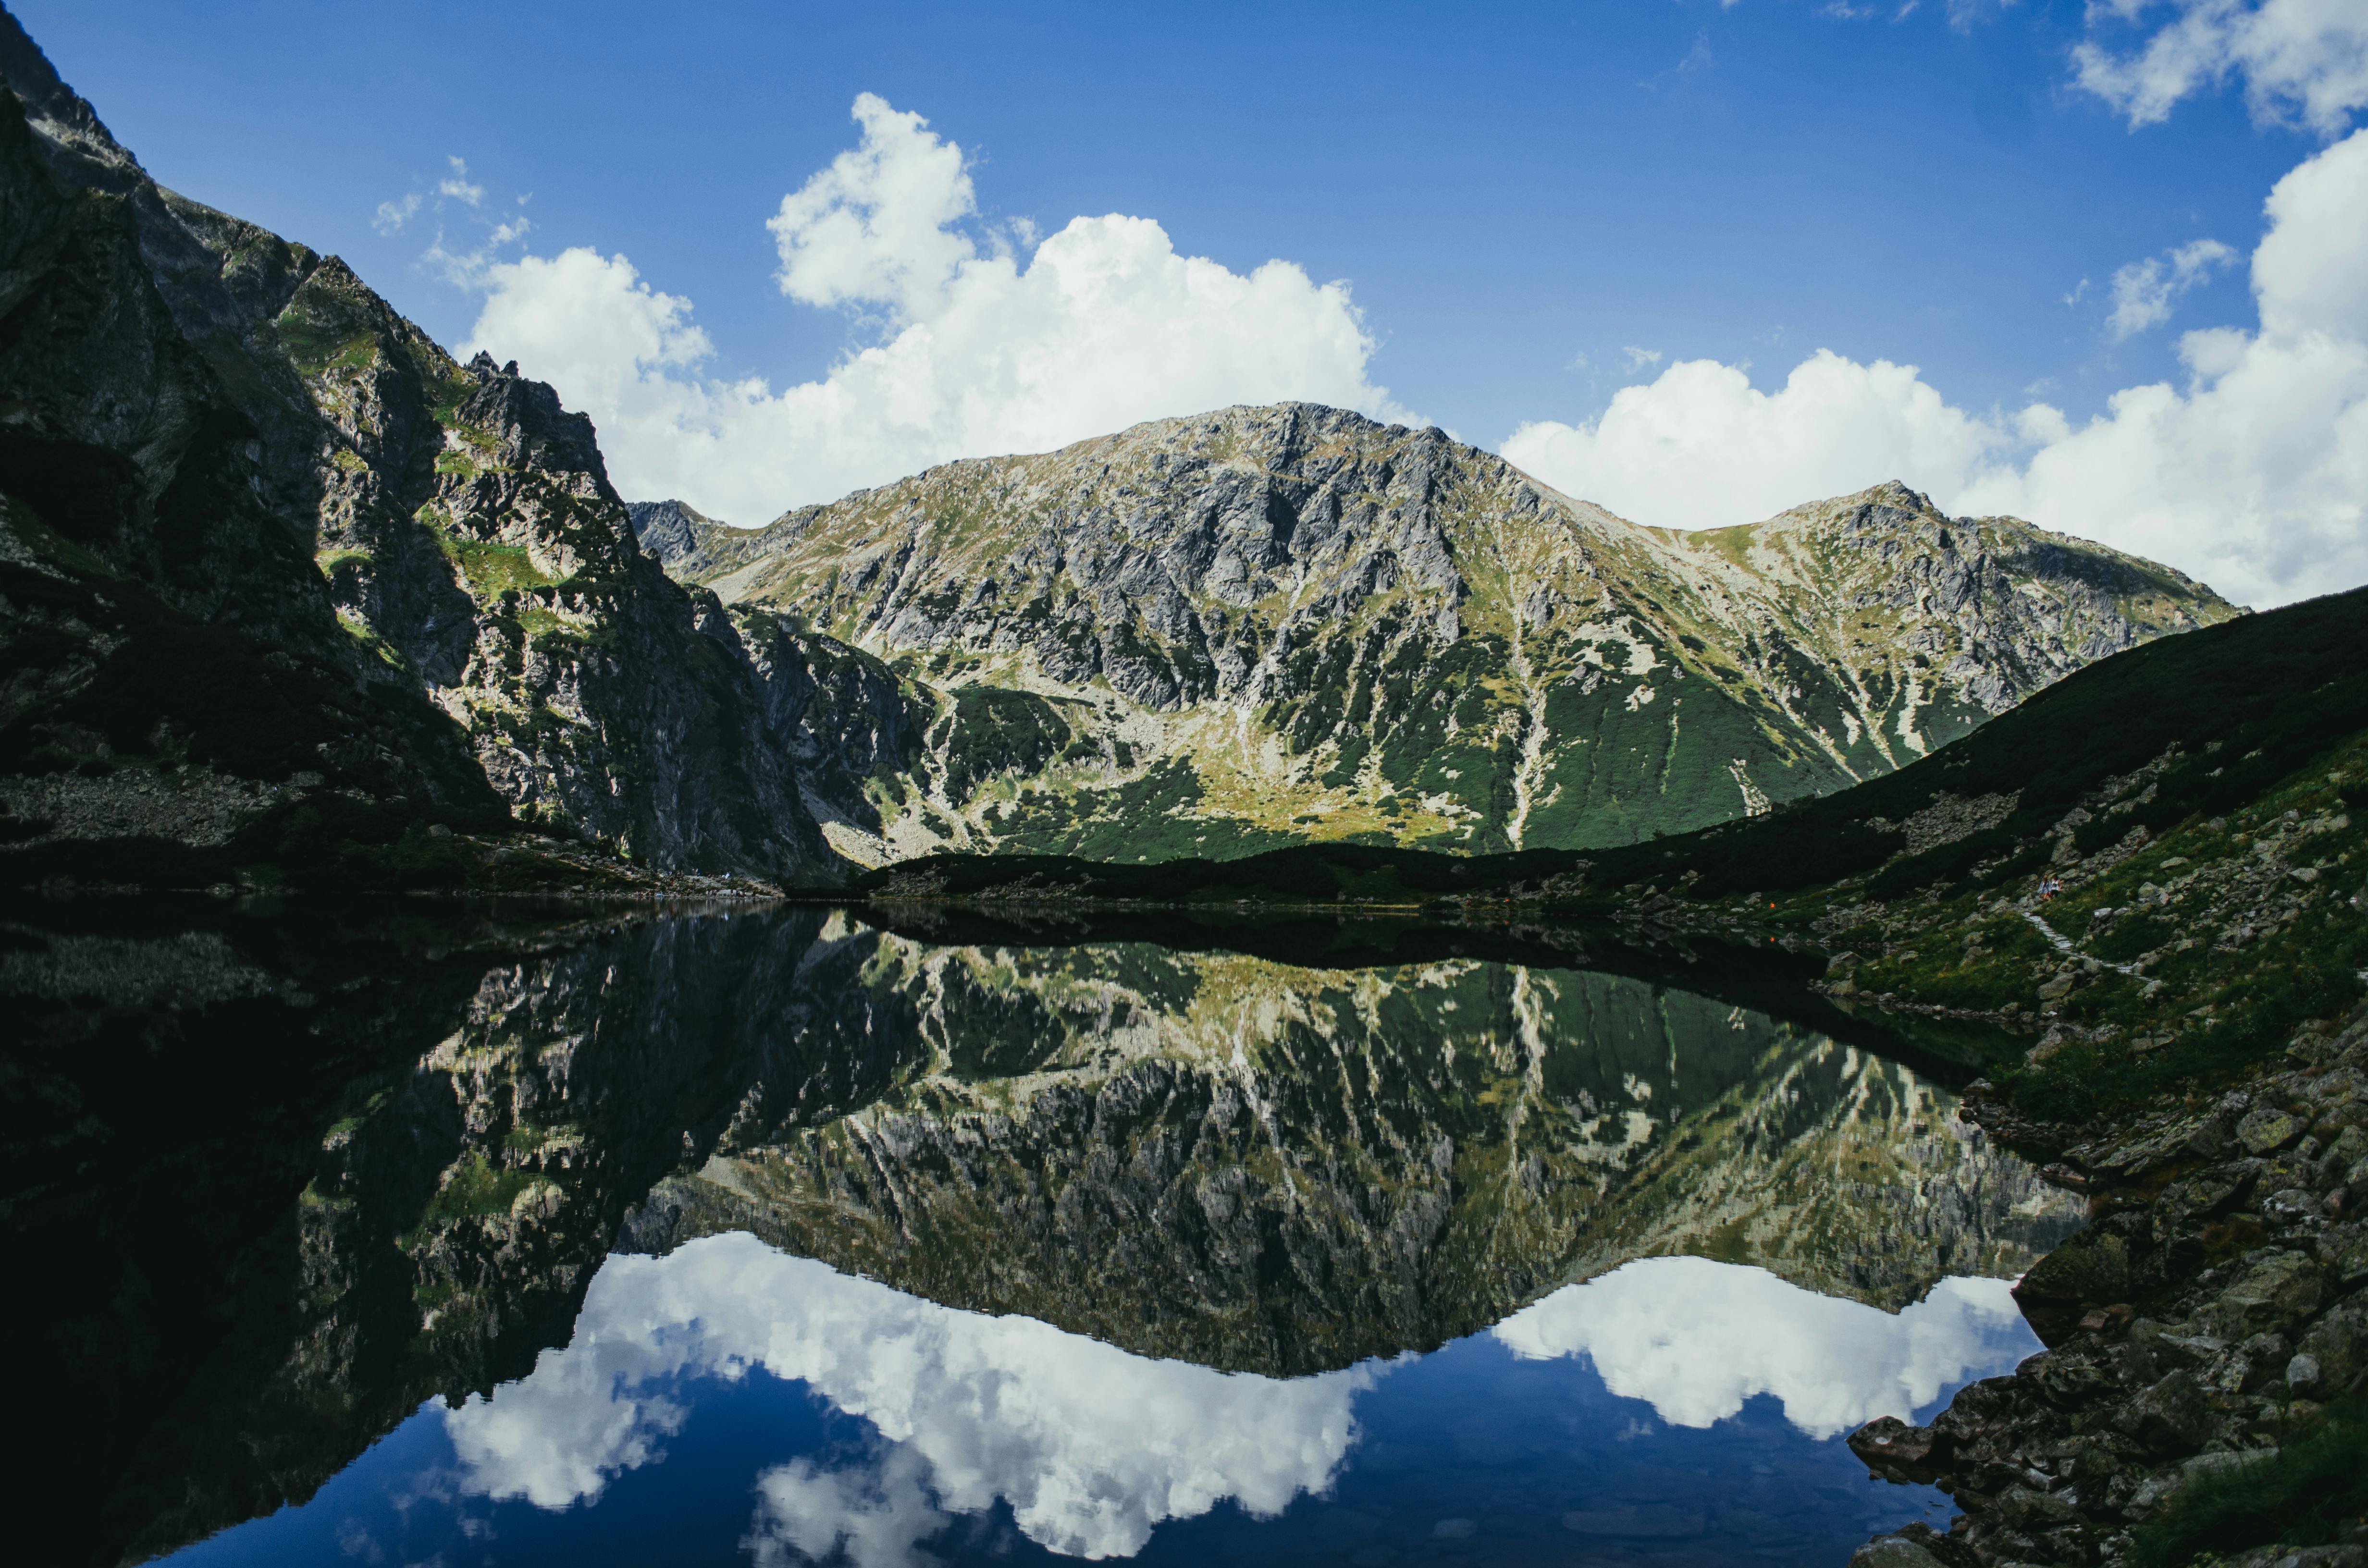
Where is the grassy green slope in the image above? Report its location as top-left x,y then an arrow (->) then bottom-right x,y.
850,584 -> 2368,1116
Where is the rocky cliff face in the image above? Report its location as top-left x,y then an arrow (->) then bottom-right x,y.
0,10 -> 838,886
667,405 -> 2238,866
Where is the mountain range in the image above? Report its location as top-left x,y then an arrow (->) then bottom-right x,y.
0,5 -> 2235,891
654,408 -> 2232,866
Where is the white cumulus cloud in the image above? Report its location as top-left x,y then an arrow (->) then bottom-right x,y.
1503,128 -> 2368,608
2107,236 -> 2237,338
462,95 -> 1411,525
2072,0 -> 2368,136
1503,350 -> 2013,532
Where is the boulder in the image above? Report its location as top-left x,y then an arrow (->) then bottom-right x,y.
2297,1300 -> 2368,1396
2265,1187 -> 2327,1226
2124,1368 -> 2211,1453
2196,1251 -> 2328,1339
2319,1126 -> 2368,1188
2239,1106 -> 2303,1154
2322,1223 -> 2368,1288
2016,1228 -> 2132,1342
1849,1416 -> 1946,1482
1994,1485 -> 2084,1533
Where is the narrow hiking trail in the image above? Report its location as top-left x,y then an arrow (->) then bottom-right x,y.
2019,908 -> 2143,976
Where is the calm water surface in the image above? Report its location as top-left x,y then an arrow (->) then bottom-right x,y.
6,901 -> 2078,1568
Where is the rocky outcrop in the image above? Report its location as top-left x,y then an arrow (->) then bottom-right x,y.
667,409 -> 2237,864
0,8 -> 840,886
1845,1008 -> 2368,1568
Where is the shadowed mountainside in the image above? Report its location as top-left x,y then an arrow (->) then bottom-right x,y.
0,9 -> 839,890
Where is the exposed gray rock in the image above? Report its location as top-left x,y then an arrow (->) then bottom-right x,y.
1848,1536 -> 1948,1568
1854,1004 -> 2368,1568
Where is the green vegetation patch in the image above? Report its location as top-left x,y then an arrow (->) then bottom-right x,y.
937,686 -> 1074,804
438,532 -> 555,597
1816,721 -> 2368,1122
271,312 -> 379,378
2133,1400 -> 2368,1567
409,1152 -> 539,1234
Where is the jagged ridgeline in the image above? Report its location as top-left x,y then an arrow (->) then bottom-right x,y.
661,407 -> 2234,864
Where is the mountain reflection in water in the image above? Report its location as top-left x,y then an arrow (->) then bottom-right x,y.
3,900 -> 2079,1568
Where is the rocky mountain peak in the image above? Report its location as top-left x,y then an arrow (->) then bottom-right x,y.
655,399 -> 2237,867
0,9 -> 844,887
0,0 -> 2247,886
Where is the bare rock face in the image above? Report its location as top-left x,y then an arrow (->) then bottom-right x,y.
0,10 -> 839,885
667,407 -> 2238,865
625,499 -> 725,567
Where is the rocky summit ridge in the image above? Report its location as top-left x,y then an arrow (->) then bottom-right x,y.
665,404 -> 2237,866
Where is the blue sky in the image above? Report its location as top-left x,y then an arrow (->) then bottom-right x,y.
19,0 -> 2368,604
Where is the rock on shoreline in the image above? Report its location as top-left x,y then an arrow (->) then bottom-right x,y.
1845,1006 -> 2368,1568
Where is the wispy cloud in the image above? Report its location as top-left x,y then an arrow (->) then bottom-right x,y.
1944,0 -> 2014,32
1622,345 -> 1665,371
2106,236 -> 2235,338
1638,31 -> 1714,89
378,155 -> 535,284
438,155 -> 486,206
372,193 -> 422,235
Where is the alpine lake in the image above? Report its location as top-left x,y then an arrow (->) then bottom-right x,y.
6,895 -> 2083,1568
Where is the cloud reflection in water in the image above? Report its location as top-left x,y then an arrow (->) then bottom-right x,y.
445,1232 -> 1375,1560
444,1236 -> 2034,1563
1494,1255 -> 2033,1437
